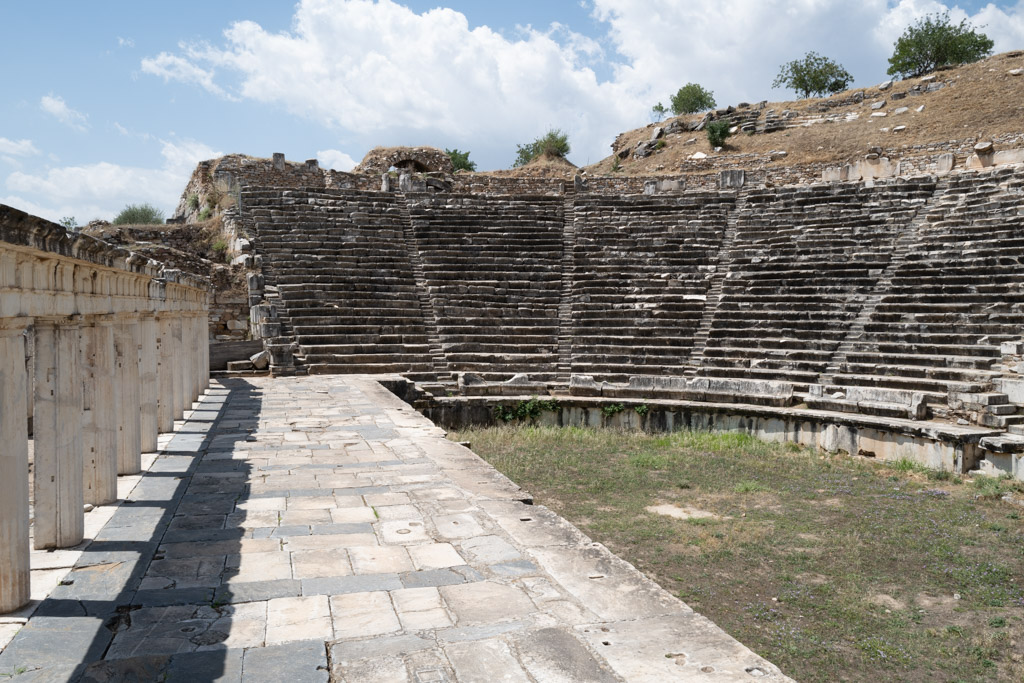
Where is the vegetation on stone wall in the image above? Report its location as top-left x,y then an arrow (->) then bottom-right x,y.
706,119 -> 733,148
887,12 -> 994,79
445,148 -> 477,172
513,129 -> 571,167
112,203 -> 164,225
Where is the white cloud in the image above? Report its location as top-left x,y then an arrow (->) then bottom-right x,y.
141,0 -> 645,167
141,51 -> 235,99
317,149 -> 358,171
139,0 -> 1024,167
118,36 -> 135,48
40,94 -> 89,131
0,138 -> 39,157
4,139 -> 220,223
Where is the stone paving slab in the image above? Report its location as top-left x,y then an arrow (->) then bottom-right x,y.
0,376 -> 791,682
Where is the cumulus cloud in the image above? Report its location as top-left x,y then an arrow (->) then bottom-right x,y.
141,52 -> 235,99
40,94 -> 89,131
4,139 -> 220,223
140,0 -> 645,166
317,149 -> 358,171
139,0 -> 1024,167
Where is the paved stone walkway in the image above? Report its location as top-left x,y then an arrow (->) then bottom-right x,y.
0,376 -> 789,682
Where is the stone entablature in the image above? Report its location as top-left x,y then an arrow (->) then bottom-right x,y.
0,204 -> 210,614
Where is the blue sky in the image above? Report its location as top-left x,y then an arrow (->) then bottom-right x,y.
2,0 -> 1022,223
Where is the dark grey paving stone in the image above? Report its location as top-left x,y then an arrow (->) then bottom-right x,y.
399,569 -> 468,589
178,494 -> 237,515
242,639 -> 328,683
309,523 -> 372,536
163,528 -> 248,544
300,574 -> 402,597
80,655 -> 170,683
168,648 -> 244,682
214,580 -> 301,604
169,514 -> 228,531
0,616 -> 112,671
133,587 -> 215,608
270,525 -> 312,538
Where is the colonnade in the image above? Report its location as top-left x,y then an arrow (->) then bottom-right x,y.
0,205 -> 210,613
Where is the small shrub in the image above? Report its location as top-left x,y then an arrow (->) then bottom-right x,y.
670,83 -> 716,115
706,120 -> 732,148
513,129 -> 570,167
493,397 -> 560,423
651,102 -> 668,122
198,208 -> 213,221
210,238 -> 228,257
634,404 -> 650,417
446,148 -> 477,172
601,403 -> 625,417
610,156 -> 622,172
112,203 -> 164,225
187,193 -> 200,211
58,216 -> 77,231
654,139 -> 666,150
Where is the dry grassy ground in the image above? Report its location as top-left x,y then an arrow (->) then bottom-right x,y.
468,51 -> 1024,177
453,425 -> 1024,682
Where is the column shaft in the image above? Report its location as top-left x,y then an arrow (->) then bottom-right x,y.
157,316 -> 174,433
114,320 -> 141,476
33,320 -> 84,550
139,316 -> 158,452
81,321 -> 118,506
0,326 -> 31,612
172,316 -> 185,420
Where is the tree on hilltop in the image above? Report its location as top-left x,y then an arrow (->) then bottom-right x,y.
773,52 -> 853,98
112,203 -> 164,225
513,129 -> 570,168
670,83 -> 716,115
445,148 -> 477,172
887,12 -> 993,79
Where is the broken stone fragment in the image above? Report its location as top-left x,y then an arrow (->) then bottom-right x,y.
870,100 -> 886,110
249,350 -> 270,370
878,80 -> 893,91
974,141 -> 994,155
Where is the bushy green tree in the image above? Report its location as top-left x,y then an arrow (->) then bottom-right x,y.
706,120 -> 733,148
445,148 -> 477,172
670,83 -> 716,115
58,216 -> 77,231
513,129 -> 570,168
112,203 -> 164,225
887,12 -> 994,79
772,52 -> 853,98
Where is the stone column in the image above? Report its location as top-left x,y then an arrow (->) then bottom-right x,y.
0,321 -> 31,612
172,315 -> 186,420
156,315 -> 175,433
33,318 -> 84,550
138,314 -> 159,452
114,317 -> 142,476
81,317 -> 118,506
194,314 -> 207,401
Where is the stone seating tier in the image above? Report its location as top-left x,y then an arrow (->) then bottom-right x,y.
242,169 -> 1024,429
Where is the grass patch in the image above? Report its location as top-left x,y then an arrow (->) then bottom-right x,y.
453,425 -> 1024,682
